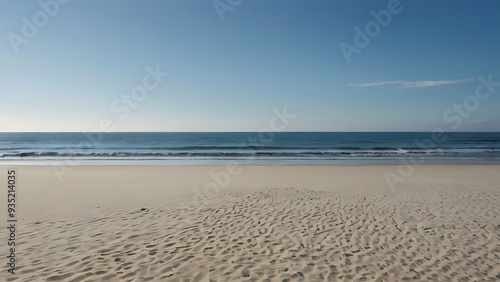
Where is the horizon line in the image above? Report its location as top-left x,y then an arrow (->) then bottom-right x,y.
1,131 -> 499,134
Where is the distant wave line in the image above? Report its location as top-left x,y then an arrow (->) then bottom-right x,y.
2,149 -> 500,159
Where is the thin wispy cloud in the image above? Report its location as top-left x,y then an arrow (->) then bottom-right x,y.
465,119 -> 488,124
349,79 -> 473,89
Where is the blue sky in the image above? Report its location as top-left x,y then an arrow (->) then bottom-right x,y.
1,0 -> 499,132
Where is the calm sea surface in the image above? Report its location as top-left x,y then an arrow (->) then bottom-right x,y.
1,132 -> 499,161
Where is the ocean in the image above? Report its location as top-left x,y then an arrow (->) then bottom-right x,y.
1,132 -> 499,163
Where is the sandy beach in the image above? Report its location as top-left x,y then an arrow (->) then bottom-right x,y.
1,165 -> 499,281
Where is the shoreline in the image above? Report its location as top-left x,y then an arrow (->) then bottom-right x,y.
2,158 -> 500,166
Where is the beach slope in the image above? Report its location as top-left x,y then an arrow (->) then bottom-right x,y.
1,165 -> 499,281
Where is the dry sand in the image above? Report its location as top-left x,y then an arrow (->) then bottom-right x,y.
0,165 -> 499,281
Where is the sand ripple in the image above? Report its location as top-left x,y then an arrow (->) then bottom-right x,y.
4,183 -> 499,281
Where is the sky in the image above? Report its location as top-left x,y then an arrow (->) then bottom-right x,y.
1,0 -> 499,132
